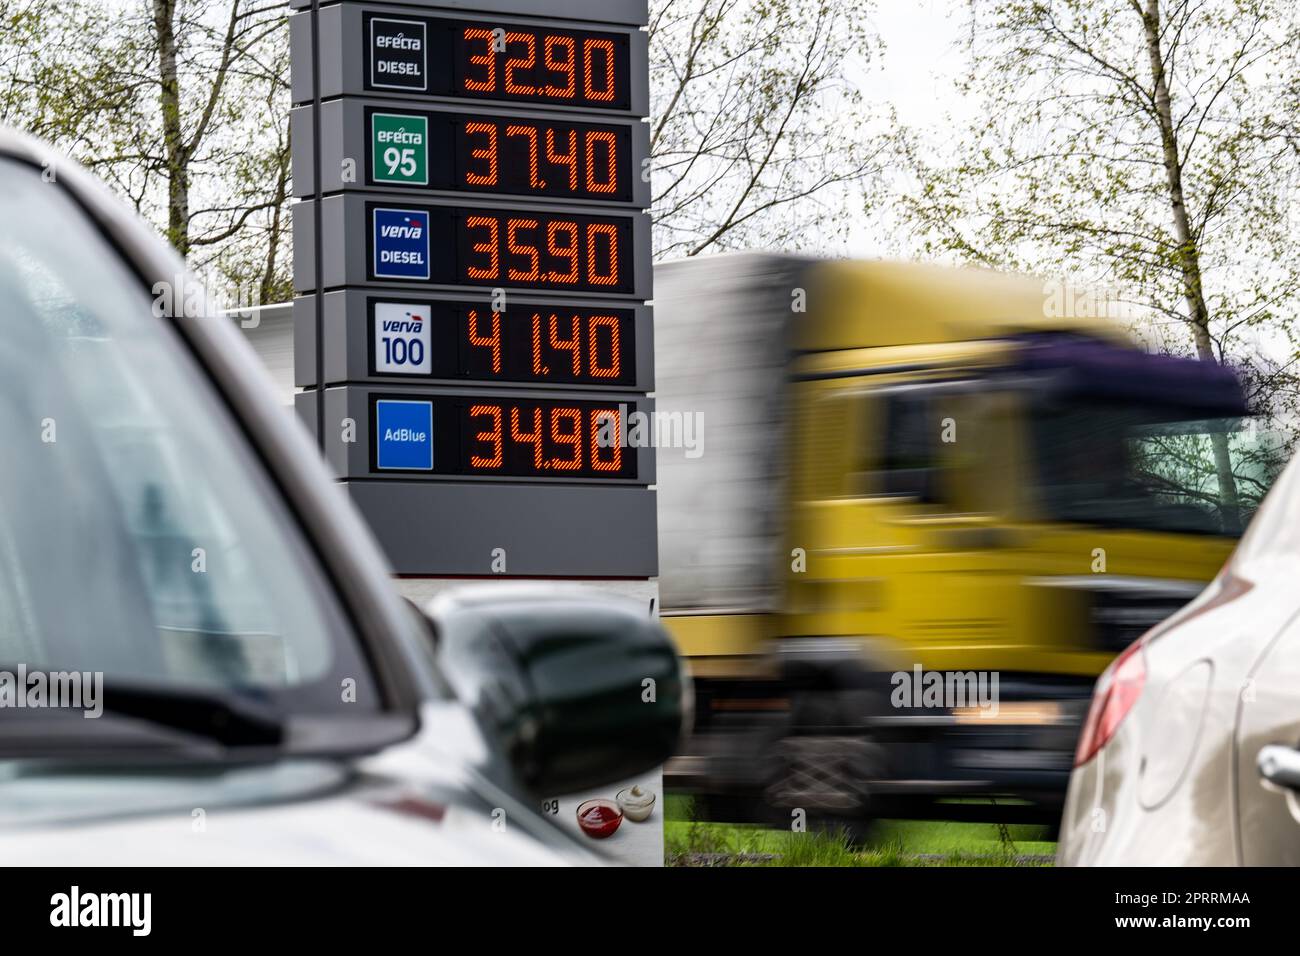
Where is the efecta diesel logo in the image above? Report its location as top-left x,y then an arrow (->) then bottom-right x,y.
369,17 -> 427,92
373,207 -> 430,280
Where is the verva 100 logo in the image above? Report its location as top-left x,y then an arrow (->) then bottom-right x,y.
374,302 -> 432,374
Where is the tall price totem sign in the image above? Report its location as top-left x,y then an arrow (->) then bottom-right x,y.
289,0 -> 654,578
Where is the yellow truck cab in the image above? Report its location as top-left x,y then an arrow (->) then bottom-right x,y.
654,254 -> 1255,828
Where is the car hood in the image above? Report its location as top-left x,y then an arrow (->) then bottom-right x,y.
0,703 -> 599,866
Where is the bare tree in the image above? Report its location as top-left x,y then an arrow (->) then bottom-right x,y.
899,0 -> 1300,525
0,0 -> 292,303
650,0 -> 885,258
141,0 -> 289,258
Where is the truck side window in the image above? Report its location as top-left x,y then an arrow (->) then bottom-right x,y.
878,392 -> 943,502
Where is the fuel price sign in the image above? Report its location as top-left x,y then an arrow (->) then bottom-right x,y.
368,298 -> 636,386
290,0 -> 655,578
363,199 -> 640,294
365,105 -> 637,201
372,394 -> 637,479
365,12 -> 633,111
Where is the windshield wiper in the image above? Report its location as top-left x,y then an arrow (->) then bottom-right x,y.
96,680 -> 286,748
0,666 -> 287,751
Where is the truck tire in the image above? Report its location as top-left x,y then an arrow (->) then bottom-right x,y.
759,689 -> 888,844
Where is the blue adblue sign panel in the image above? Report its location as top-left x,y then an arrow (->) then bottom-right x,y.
375,399 -> 434,470
372,207 -> 431,279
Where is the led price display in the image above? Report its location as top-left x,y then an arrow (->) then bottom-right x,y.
369,299 -> 636,386
367,107 -> 633,201
368,201 -> 636,293
456,209 -> 631,291
365,13 -> 632,111
371,394 -> 637,479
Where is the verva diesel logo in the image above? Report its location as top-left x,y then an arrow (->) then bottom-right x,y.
381,217 -> 423,240
372,207 -> 430,280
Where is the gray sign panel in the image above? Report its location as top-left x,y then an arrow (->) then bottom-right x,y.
306,383 -> 655,484
290,3 -> 650,116
342,479 -> 658,576
291,98 -> 651,208
291,0 -> 655,580
293,193 -> 652,299
294,289 -> 654,391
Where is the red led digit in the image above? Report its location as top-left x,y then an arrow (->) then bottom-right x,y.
469,404 -> 504,468
510,406 -> 545,469
545,128 -> 578,191
588,314 -> 620,378
583,38 -> 616,102
543,35 -> 576,98
548,407 -> 583,470
586,222 -> 619,286
466,309 -> 501,373
504,32 -> 537,95
585,130 -> 618,194
465,216 -> 500,279
463,29 -> 496,92
529,313 -> 548,375
590,408 -> 622,472
545,220 -> 579,283
548,314 -> 581,375
506,218 -> 540,281
506,123 -> 545,189
463,122 -> 499,186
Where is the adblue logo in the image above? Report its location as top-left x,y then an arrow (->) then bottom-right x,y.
383,427 -> 427,442
375,399 -> 433,470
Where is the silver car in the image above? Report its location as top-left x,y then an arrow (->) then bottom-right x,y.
1059,451 -> 1300,865
0,128 -> 685,865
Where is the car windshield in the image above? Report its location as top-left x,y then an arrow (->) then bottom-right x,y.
1029,399 -> 1277,536
0,158 -> 375,716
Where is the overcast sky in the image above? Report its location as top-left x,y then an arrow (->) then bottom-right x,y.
843,0 -> 969,258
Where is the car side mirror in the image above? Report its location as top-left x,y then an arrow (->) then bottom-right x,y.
426,585 -> 689,797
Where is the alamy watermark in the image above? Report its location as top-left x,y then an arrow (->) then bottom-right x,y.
890,665 -> 1000,717
1041,278 -> 1135,321
595,403 -> 704,459
0,665 -> 103,718
152,272 -> 268,328
50,886 -> 150,936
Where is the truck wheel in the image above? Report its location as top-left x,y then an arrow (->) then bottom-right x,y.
759,689 -> 888,846
764,735 -> 883,804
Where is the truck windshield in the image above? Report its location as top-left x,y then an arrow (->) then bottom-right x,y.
1030,401 -> 1269,536
0,158 -> 377,720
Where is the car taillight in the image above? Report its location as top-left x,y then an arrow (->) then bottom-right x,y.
1074,638 -> 1146,767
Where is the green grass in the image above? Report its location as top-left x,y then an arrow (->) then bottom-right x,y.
664,793 -> 1056,867
871,819 -> 1056,856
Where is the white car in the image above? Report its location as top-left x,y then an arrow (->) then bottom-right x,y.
0,128 -> 685,866
1058,450 -> 1300,865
